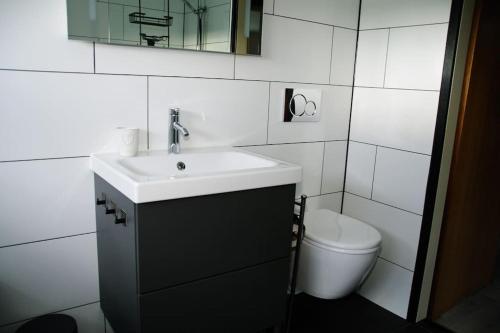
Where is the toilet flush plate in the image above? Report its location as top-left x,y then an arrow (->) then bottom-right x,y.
283,88 -> 322,122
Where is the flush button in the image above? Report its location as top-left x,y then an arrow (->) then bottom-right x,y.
304,100 -> 317,116
283,88 -> 321,122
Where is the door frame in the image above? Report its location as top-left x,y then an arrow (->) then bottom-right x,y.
405,0 -> 478,322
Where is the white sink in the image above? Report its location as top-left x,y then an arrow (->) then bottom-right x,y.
90,147 -> 301,203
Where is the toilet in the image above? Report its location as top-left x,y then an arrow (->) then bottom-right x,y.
297,209 -> 382,299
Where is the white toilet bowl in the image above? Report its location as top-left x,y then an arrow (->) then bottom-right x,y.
297,209 -> 382,299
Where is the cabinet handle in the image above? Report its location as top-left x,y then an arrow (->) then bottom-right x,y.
96,194 -> 106,206
115,210 -> 126,225
105,205 -> 116,215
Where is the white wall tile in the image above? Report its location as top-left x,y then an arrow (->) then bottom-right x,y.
0,71 -> 147,161
0,234 -> 99,326
321,141 -> 347,194
243,143 -> 324,197
343,193 -> 422,271
331,28 -> 357,86
274,0 -> 360,29
263,0 -> 274,14
60,303 -> 104,333
385,24 -> 449,90
306,192 -> 343,213
0,158 -> 95,247
360,0 -> 452,30
235,15 -> 333,84
268,84 -> 351,144
149,77 -> 268,149
345,142 -> 376,198
358,258 -> 413,318
0,0 -> 93,72
372,148 -> 431,214
95,43 -> 234,78
354,29 -> 389,87
350,88 -> 440,154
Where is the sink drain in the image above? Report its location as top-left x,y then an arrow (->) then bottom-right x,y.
177,161 -> 186,171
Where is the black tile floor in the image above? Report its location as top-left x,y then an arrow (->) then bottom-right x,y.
290,293 -> 454,333
435,256 -> 500,333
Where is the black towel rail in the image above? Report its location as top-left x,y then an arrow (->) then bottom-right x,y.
284,194 -> 307,333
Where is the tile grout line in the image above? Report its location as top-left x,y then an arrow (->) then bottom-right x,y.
236,139 -> 347,148
0,232 -> 97,250
354,85 -> 441,93
269,13 -> 357,31
0,156 -> 88,163
319,141 -> 327,195
0,141 -> 350,164
360,21 -> 450,32
147,76 -> 150,149
340,0 -> 362,214
233,54 -> 236,80
345,191 -> 423,216
382,29 -> 390,88
349,139 -> 432,156
306,191 -> 344,199
377,256 -> 415,273
0,68 -> 353,87
370,146 -> 378,199
266,82 -> 271,144
328,26 -> 335,85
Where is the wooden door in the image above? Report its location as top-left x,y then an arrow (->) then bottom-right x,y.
429,0 -> 500,319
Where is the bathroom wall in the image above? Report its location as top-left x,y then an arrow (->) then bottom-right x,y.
342,0 -> 452,318
0,0 -> 358,331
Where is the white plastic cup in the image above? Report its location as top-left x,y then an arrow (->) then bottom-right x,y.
116,127 -> 139,157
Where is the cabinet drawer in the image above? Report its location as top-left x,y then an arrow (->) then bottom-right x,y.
136,185 -> 295,293
140,258 -> 289,333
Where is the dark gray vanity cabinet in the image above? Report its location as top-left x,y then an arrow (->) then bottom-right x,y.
94,175 -> 295,333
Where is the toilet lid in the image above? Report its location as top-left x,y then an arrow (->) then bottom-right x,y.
303,209 -> 382,250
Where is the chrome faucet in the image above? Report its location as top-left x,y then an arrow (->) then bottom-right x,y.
169,108 -> 189,154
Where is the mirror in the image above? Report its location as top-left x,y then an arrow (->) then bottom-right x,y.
67,0 -> 263,55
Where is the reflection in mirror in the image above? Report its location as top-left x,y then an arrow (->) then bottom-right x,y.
67,0 -> 263,55
234,0 -> 262,55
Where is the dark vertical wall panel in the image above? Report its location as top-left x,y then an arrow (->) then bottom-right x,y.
407,0 -> 465,321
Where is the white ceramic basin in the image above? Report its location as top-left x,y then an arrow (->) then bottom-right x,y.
90,147 -> 301,203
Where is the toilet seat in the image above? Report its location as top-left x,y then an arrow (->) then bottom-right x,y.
303,237 -> 380,255
303,209 -> 381,252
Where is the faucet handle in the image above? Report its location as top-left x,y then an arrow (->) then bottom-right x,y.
170,107 -> 180,115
